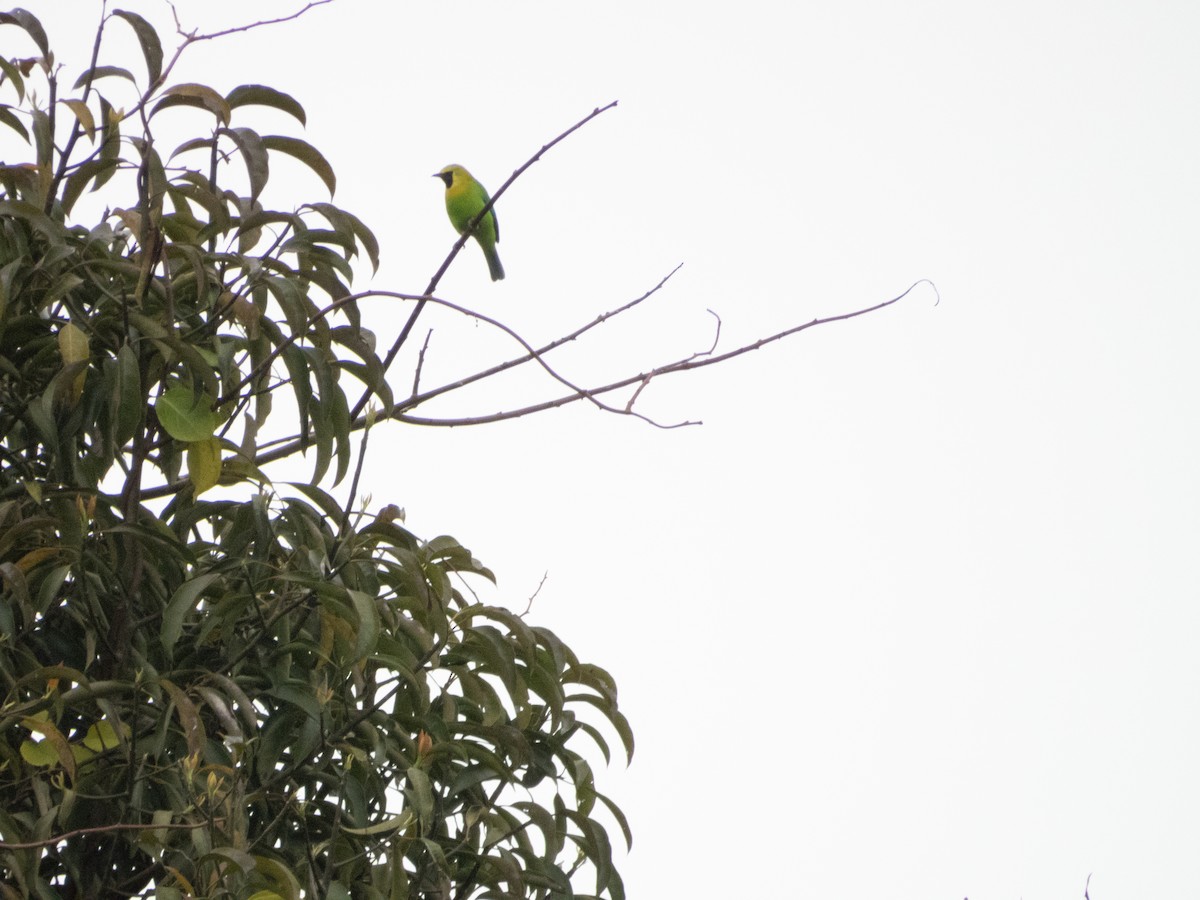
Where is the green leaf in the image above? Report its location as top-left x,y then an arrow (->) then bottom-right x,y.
0,104 -> 28,142
61,157 -> 119,214
59,98 -> 95,140
404,766 -> 435,832
594,789 -> 633,851
19,736 -> 59,766
160,678 -> 206,756
0,9 -> 50,58
309,201 -> 380,272
187,436 -> 222,496
20,716 -> 76,783
251,854 -> 302,900
340,811 -> 414,837
170,135 -> 215,158
94,95 -> 121,191
112,9 -> 163,85
563,810 -> 616,895
226,83 -> 306,125
30,108 -> 51,197
161,571 -> 221,654
81,719 -> 124,752
154,83 -> 232,125
0,199 -> 65,245
0,56 -> 26,102
221,126 -> 269,202
155,385 -> 221,442
267,683 -> 321,721
72,64 -> 136,90
110,343 -> 143,445
261,135 -> 335,196
346,588 -> 381,662
565,692 -> 635,765
200,845 -> 255,874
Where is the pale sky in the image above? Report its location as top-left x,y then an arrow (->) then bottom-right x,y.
34,1 -> 1200,897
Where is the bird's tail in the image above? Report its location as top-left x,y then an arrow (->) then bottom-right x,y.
484,245 -> 505,282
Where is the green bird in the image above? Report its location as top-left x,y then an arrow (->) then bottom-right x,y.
434,164 -> 504,281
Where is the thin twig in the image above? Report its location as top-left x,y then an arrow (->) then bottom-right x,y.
413,329 -> 433,396
386,279 -> 934,428
170,0 -> 334,43
242,263 -> 681,456
360,100 -> 620,421
0,820 -> 203,851
521,572 -> 549,616
140,278 -> 933,498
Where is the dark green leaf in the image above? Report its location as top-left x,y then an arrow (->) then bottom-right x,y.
72,64 -> 136,90
0,9 -> 50,57
161,572 -> 220,655
226,83 -> 306,125
308,201 -> 380,272
261,135 -> 335,196
220,126 -> 270,202
0,199 -> 65,245
153,83 -> 232,124
0,55 -> 26,102
111,10 -> 163,85
0,104 -> 28,141
61,157 -> 119,214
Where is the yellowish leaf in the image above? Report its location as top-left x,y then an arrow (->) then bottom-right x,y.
57,321 -> 89,404
60,98 -> 95,140
187,437 -> 222,496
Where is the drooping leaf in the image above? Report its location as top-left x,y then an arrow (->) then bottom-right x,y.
261,135 -> 335,196
55,321 -> 89,405
59,98 -> 96,141
0,103 -> 28,141
153,83 -> 232,125
72,64 -> 136,90
61,157 -> 119,214
186,436 -> 222,496
112,9 -> 163,86
221,126 -> 269,202
0,8 -> 50,58
308,202 -> 380,272
161,572 -> 220,655
226,83 -> 306,125
0,55 -> 26,102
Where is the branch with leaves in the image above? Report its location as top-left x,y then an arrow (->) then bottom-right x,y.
0,4 -> 927,899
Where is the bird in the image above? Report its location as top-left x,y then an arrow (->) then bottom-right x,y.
433,164 -> 504,281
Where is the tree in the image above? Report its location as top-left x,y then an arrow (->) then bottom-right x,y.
0,6 -> 925,898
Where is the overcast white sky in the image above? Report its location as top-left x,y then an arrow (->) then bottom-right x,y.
35,1 -> 1200,897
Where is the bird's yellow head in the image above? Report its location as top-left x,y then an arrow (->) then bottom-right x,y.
434,164 -> 468,189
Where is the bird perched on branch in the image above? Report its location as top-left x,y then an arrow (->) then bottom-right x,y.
434,164 -> 504,281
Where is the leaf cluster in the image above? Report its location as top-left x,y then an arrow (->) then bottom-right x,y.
0,8 -> 631,899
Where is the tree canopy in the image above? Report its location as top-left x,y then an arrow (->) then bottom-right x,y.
0,7 -> 632,898
0,5 -> 927,898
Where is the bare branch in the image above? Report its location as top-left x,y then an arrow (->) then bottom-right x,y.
521,572 -> 549,616
241,265 -> 681,457
140,1 -> 335,104
138,276 -> 932,500
701,308 -> 722,356
361,100 -> 621,420
171,1 -> 335,43
0,820 -> 204,851
400,292 -> 690,428
388,279 -> 935,428
413,329 -> 434,396
396,263 -> 683,411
